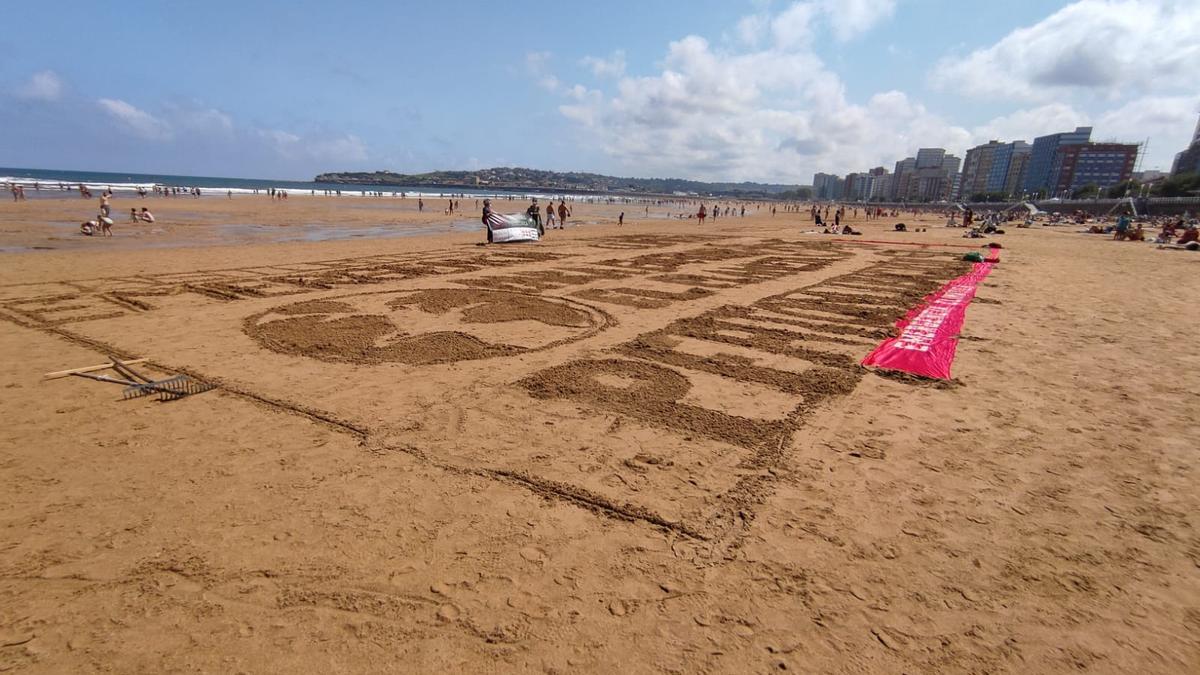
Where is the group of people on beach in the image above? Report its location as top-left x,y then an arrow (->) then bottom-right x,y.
78,190 -> 155,237
520,198 -> 572,230
1107,214 -> 1199,248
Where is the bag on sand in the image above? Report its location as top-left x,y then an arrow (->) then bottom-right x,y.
962,252 -> 984,262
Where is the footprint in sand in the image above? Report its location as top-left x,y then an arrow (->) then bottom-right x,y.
436,604 -> 461,621
519,546 -> 548,564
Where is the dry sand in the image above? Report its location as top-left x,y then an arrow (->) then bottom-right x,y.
1,195 -> 1198,673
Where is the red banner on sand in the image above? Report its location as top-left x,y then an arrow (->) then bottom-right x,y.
860,262 -> 995,379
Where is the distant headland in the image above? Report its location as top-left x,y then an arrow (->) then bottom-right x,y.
314,167 -> 811,199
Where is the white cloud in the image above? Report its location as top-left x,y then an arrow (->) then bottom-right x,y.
178,107 -> 233,134
581,50 -> 627,78
525,51 -> 561,92
260,129 -> 368,163
931,0 -> 1200,101
771,0 -> 894,47
820,0 -> 897,42
553,1 -> 918,181
97,98 -> 173,141
308,134 -> 368,162
260,129 -> 302,150
770,3 -> 818,50
734,14 -> 769,47
557,25 -> 968,182
969,103 -> 1088,143
1096,96 -> 1200,167
556,0 -> 1200,180
16,70 -> 64,102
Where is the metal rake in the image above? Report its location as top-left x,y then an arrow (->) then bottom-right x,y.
121,374 -> 216,401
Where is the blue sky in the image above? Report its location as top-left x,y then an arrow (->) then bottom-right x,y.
2,0 -> 1197,182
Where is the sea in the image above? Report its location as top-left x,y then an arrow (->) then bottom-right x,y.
0,167 -> 571,200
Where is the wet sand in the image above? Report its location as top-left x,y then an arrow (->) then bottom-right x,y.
1,196 -> 1198,673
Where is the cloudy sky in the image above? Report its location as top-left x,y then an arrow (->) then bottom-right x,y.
2,0 -> 1197,182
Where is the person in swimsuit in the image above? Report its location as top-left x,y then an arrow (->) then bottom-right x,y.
1177,225 -> 1199,246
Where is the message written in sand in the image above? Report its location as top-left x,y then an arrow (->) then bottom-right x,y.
0,237 -> 968,543
245,289 -> 610,365
0,233 -> 719,327
577,257 -> 967,449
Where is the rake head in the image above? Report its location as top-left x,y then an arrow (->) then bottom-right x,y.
122,374 -> 216,401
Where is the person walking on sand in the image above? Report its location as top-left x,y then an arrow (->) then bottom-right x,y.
545,202 -> 557,229
618,211 -> 624,226
418,198 -> 424,212
557,200 -> 569,228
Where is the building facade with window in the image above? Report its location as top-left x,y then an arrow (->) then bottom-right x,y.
1048,143 -> 1139,195
1023,127 -> 1092,195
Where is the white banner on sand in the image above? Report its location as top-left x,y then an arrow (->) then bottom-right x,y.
491,226 -> 541,243
486,213 -> 541,243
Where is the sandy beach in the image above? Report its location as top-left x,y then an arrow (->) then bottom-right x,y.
1,195 -> 1198,673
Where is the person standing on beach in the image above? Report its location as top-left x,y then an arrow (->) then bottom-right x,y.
99,192 -> 111,218
526,198 -> 541,228
545,202 -> 557,229
418,198 -> 424,212
698,204 -> 707,224
618,211 -> 624,226
558,200 -> 569,228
